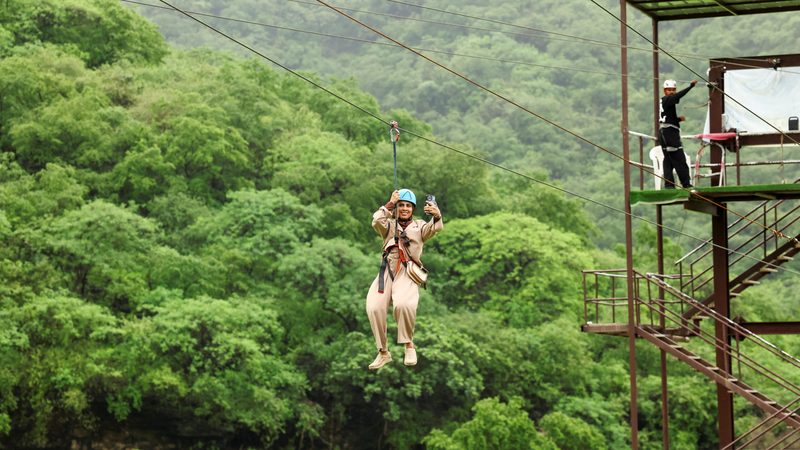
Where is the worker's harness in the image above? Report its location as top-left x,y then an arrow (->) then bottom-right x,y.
658,123 -> 682,152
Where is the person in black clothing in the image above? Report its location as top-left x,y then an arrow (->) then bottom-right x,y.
659,79 -> 698,189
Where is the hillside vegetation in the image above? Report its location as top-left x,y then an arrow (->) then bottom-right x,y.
0,1 -> 799,448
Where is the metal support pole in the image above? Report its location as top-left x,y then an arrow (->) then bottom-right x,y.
657,204 -> 670,450
709,66 -> 724,187
736,148 -> 741,186
621,2 -> 639,448
653,20 -> 670,450
653,19 -> 661,141
712,207 -> 735,447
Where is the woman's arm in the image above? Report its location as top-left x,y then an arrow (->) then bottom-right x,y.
420,202 -> 443,241
372,190 -> 399,237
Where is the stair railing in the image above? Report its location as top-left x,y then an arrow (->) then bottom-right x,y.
724,397 -> 800,449
675,177 -> 800,300
638,276 -> 800,446
677,199 -> 800,300
645,274 -> 800,375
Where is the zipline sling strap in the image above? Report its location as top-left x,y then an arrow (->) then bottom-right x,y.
379,120 -> 405,294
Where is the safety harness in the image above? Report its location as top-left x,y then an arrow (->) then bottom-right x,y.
659,123 -> 682,152
378,218 -> 412,294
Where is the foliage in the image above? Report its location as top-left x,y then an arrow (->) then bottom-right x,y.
101,295 -> 315,447
423,397 -> 557,450
0,294 -> 118,447
427,212 -> 590,326
539,411 -> 607,450
0,0 -> 797,448
41,200 -> 160,311
2,0 -> 167,67
182,189 -> 323,295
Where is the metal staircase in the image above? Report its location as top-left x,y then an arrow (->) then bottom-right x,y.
682,235 -> 800,320
581,187 -> 800,447
676,186 -> 800,321
638,328 -> 800,432
582,269 -> 800,448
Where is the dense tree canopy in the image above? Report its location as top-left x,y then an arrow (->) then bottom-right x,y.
1,0 -> 798,449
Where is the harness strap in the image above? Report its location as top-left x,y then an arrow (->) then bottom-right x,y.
378,253 -> 392,293
377,243 -> 409,294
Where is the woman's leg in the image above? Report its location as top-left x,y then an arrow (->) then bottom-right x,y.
392,268 -> 420,346
366,273 -> 392,351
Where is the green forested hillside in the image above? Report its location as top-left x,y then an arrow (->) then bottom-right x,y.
1,1 -> 799,449
127,0 -> 800,249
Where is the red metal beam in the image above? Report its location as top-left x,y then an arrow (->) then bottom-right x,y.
712,208 -> 735,447
621,0 -> 639,447
738,133 -> 800,147
739,322 -> 800,335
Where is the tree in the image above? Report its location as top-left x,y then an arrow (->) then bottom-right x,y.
459,315 -> 595,413
0,45 -> 86,149
539,411 -> 607,450
277,237 -> 375,335
427,212 -> 591,326
41,200 -> 160,311
10,93 -> 140,172
183,189 -> 323,294
0,159 -> 86,226
2,0 -> 167,67
99,295 -> 318,447
424,397 -> 557,450
0,294 -> 119,448
492,172 -> 595,243
295,315 -> 486,449
270,131 -> 374,241
0,159 -> 87,302
107,143 -> 176,205
157,112 -> 253,203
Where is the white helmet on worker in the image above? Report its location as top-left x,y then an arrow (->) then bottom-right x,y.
663,79 -> 677,89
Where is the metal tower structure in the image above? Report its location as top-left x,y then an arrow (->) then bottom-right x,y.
583,1 -> 800,449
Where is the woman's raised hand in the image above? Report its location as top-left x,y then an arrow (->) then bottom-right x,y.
423,202 -> 441,219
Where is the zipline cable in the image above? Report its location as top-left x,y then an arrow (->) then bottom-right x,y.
125,0 -> 800,81
382,0 -> 800,74
390,121 -> 400,189
287,0 -> 800,75
152,0 -> 800,277
121,0 -> 677,83
315,0 -> 800,247
397,125 -> 800,276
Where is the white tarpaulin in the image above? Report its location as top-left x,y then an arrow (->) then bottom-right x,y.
719,68 -> 800,134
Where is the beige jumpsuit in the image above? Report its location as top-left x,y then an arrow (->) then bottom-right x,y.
366,205 -> 443,350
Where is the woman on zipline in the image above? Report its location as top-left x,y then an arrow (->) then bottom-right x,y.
366,188 -> 442,369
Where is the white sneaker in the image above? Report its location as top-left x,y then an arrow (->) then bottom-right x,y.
404,347 -> 417,366
368,351 -> 392,370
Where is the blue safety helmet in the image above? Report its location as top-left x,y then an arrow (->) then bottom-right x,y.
398,188 -> 416,206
